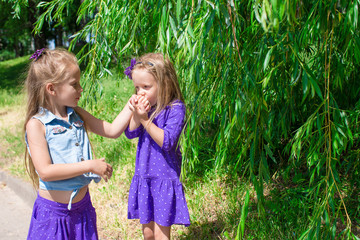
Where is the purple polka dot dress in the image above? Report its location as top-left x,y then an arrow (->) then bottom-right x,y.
125,100 -> 190,227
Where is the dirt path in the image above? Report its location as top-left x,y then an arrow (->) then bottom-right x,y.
0,107 -> 24,130
0,107 -> 35,239
0,182 -> 32,239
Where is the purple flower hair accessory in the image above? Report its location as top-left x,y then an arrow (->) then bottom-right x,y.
29,48 -> 45,61
124,58 -> 137,79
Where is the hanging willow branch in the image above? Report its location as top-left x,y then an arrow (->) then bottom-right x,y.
29,0 -> 360,238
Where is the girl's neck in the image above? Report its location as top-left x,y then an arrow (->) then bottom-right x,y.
44,103 -> 69,122
54,109 -> 69,122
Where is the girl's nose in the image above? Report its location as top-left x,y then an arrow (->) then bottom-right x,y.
137,90 -> 145,96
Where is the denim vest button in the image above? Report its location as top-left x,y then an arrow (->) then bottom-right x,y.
26,106 -> 101,192
81,158 -> 84,161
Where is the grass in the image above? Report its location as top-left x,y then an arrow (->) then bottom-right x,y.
0,55 -> 28,106
1,56 -> 350,239
0,56 -> 28,177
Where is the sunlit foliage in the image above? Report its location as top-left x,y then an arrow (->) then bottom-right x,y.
24,0 -> 360,238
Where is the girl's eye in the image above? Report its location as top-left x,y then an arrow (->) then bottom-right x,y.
72,82 -> 82,90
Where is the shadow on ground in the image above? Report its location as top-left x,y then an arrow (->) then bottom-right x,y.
0,56 -> 29,90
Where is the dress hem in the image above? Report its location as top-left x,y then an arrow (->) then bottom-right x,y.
128,217 -> 190,227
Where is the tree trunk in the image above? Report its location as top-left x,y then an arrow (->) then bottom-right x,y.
55,26 -> 63,47
28,0 -> 47,49
13,38 -> 19,57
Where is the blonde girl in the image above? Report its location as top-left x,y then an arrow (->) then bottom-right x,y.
24,48 -> 148,240
124,53 -> 190,240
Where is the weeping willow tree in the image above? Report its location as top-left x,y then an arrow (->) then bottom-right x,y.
12,0 -> 360,238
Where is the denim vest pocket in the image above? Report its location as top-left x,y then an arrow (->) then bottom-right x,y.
51,126 -> 67,134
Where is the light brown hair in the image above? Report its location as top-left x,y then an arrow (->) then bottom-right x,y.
23,48 -> 79,188
132,53 -> 184,122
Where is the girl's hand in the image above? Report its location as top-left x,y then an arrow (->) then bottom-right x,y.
136,95 -> 151,112
89,158 -> 113,182
128,94 -> 150,112
134,95 -> 150,119
128,94 -> 138,112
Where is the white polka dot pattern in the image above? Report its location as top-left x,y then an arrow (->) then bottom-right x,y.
125,100 -> 191,227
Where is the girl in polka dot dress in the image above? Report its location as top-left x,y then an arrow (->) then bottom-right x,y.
124,53 -> 190,239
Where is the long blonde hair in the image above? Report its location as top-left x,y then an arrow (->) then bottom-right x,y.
24,48 -> 79,188
132,53 -> 184,122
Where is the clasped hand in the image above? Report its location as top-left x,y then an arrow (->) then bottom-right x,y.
128,94 -> 151,118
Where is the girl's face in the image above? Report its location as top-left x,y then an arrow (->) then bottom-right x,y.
53,65 -> 83,108
132,69 -> 158,107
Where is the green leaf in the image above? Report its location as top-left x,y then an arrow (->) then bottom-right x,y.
176,0 -> 181,23
169,16 -> 177,39
187,24 -> 195,38
264,144 -> 277,163
241,190 -> 250,235
263,47 -> 273,71
205,10 -> 215,36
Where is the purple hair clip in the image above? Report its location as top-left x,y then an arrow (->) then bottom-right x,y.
29,48 -> 45,61
124,58 -> 137,79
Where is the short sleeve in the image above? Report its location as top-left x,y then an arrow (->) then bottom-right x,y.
161,101 -> 186,151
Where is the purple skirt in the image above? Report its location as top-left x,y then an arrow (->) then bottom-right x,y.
27,191 -> 98,240
128,175 -> 191,227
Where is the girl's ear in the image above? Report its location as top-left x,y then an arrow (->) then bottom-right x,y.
45,83 -> 56,96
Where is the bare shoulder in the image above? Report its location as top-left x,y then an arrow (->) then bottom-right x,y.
26,117 -> 42,128
26,118 -> 45,135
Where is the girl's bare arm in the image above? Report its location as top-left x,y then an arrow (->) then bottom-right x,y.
75,102 -> 133,139
26,118 -> 112,182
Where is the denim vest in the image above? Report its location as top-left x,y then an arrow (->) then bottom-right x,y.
26,107 -> 100,209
